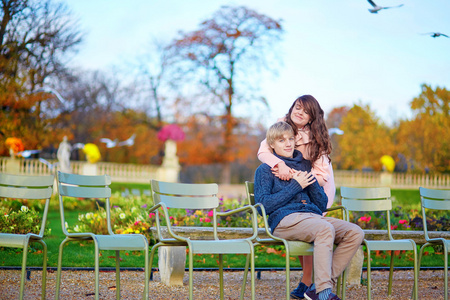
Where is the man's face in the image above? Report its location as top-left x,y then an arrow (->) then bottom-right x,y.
270,132 -> 295,158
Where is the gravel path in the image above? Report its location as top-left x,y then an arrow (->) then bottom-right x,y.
0,269 -> 447,299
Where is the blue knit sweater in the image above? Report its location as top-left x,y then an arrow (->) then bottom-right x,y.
254,149 -> 328,233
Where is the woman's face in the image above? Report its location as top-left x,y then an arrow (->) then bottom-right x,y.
290,101 -> 311,128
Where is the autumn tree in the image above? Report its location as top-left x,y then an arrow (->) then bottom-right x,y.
168,5 -> 283,183
0,0 -> 82,154
395,84 -> 450,173
133,39 -> 176,129
337,103 -> 395,171
326,106 -> 350,169
178,114 -> 264,183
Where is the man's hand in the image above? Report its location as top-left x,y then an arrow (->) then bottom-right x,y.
271,161 -> 293,181
293,171 -> 316,189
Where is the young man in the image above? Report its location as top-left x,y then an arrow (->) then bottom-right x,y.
254,121 -> 364,300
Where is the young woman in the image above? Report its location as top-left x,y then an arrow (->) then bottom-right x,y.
257,95 -> 335,299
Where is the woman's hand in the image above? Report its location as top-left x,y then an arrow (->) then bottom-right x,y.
271,161 -> 293,181
293,171 -> 316,189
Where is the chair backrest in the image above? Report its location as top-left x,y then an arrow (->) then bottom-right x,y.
245,181 -> 255,206
57,171 -> 112,236
0,173 -> 54,237
419,187 -> 450,210
151,180 -> 219,210
341,186 -> 393,237
341,186 -> 392,212
419,187 -> 450,239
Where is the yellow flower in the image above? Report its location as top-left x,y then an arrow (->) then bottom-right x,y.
134,230 -> 140,234
82,143 -> 101,163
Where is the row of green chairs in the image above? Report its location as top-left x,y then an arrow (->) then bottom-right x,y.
1,173 -> 449,300
245,182 -> 449,300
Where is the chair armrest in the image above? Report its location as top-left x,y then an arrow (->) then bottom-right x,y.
325,205 -> 348,220
148,203 -> 189,243
252,203 -> 285,242
215,205 -> 258,241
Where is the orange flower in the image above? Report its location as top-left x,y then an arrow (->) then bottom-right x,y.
5,137 -> 24,153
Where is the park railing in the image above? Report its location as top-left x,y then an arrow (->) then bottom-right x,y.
334,170 -> 450,189
0,157 -> 173,183
1,157 -> 449,188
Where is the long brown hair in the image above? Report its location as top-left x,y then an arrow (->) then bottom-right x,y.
285,95 -> 332,163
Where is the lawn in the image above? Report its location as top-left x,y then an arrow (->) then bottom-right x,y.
0,185 -> 448,269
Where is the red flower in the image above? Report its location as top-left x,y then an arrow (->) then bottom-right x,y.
157,124 -> 185,142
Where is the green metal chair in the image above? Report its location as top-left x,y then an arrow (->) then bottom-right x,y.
244,181 -> 347,300
0,173 -> 54,300
341,186 -> 418,300
418,187 -> 450,300
149,179 -> 258,300
55,172 -> 150,300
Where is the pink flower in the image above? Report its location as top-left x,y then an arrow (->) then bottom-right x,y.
205,217 -> 211,223
208,211 -> 214,217
360,216 -> 371,222
169,216 -> 174,220
399,219 -> 408,225
157,124 -> 185,142
134,221 -> 141,226
391,225 -> 398,230
149,213 -> 155,218
200,218 -> 204,222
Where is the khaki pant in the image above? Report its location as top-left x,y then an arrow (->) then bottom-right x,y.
273,213 -> 364,293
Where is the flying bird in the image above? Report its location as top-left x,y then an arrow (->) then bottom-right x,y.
367,0 -> 404,13
118,134 -> 136,147
39,158 -> 58,170
328,128 -> 344,136
17,150 -> 41,158
99,138 -> 118,148
72,143 -> 85,150
423,32 -> 449,38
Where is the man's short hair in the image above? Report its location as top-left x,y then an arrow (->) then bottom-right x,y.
266,121 -> 295,146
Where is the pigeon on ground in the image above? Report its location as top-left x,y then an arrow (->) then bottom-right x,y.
367,0 -> 404,13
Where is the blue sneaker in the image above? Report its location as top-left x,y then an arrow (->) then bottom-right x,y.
290,282 -> 308,299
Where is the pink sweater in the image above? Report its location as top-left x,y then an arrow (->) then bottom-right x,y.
257,123 -> 336,209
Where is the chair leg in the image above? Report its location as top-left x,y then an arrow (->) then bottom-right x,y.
412,245 -> 419,300
284,249 -> 290,300
249,245 -> 256,300
148,243 -> 160,283
19,242 -> 29,300
94,244 -> 100,300
115,250 -> 120,300
38,240 -> 48,300
341,268 -> 347,300
240,254 -> 250,300
366,247 -> 372,300
219,254 -> 224,300
143,246 -> 149,300
188,246 -> 194,300
55,238 -> 70,300
388,251 -> 395,296
444,243 -> 448,300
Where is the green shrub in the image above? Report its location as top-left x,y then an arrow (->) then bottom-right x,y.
0,205 -> 50,235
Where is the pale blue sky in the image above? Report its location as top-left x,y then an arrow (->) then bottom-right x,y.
64,0 -> 450,126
